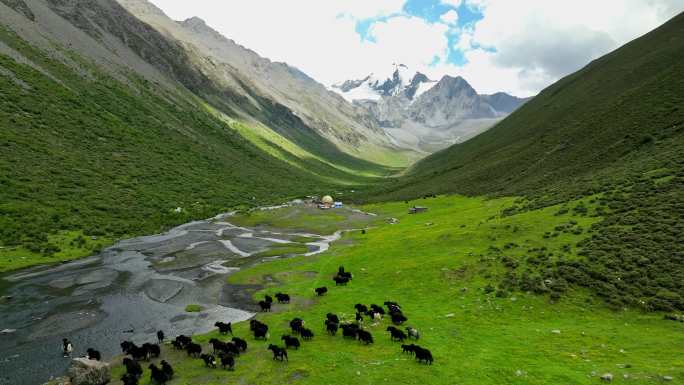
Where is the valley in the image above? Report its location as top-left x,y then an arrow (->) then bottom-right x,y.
0,204 -> 381,385
0,1 -> 682,385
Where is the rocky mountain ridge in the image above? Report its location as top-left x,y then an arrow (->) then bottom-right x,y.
334,65 -> 529,152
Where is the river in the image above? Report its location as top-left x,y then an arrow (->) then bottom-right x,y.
0,212 -> 340,385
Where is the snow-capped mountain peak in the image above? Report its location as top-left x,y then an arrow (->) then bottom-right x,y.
333,64 -> 436,102
331,65 -> 531,154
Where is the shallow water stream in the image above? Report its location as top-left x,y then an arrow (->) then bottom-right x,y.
0,212 -> 339,385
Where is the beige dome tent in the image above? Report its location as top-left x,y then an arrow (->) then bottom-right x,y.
321,195 -> 334,204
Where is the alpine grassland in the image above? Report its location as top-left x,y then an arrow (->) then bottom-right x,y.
368,12 -> 684,313
108,197 -> 683,385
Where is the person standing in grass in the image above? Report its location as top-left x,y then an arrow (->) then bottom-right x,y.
62,338 -> 73,358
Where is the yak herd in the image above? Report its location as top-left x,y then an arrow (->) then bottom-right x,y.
93,266 -> 432,385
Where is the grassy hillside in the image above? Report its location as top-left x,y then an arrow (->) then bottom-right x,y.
367,13 -> 684,311
0,25 -> 390,271
108,198 -> 683,385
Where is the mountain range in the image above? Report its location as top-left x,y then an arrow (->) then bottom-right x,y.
333,64 -> 529,152
0,0 -> 411,257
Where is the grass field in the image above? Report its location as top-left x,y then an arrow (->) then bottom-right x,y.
109,196 -> 683,385
0,230 -> 111,272
230,205 -> 383,235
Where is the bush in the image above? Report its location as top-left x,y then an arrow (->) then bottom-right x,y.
185,304 -> 203,312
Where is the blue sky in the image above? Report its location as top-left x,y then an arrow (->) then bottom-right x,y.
150,0 -> 683,96
356,0 -> 484,66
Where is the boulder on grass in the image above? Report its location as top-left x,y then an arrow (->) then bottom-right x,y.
67,358 -> 110,385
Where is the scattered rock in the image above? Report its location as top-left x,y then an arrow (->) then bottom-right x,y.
600,373 -> 613,382
445,313 -> 455,318
663,376 -> 673,381
67,358 -> 110,385
551,329 -> 561,334
1,329 -> 17,335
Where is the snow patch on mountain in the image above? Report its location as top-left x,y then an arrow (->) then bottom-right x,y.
333,64 -> 433,103
331,65 -> 531,153
413,80 -> 438,99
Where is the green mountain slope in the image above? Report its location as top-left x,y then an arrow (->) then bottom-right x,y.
0,1 -> 395,271
372,13 -> 684,311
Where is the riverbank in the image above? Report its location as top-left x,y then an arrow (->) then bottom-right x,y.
0,202 -> 381,385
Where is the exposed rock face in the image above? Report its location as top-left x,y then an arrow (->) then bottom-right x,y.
408,76 -> 498,125
333,66 -> 530,153
67,358 -> 110,385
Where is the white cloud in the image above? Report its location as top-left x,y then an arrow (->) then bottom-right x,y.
440,10 -> 459,25
364,16 -> 450,74
441,0 -> 463,7
449,0 -> 684,96
147,0 -> 684,97
149,0 -> 452,85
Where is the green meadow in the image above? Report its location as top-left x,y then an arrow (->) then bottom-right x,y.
110,197 -> 683,384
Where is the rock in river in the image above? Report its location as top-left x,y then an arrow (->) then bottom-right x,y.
67,358 -> 110,385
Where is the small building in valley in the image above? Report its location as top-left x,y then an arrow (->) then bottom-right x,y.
319,195 -> 334,209
409,206 -> 428,214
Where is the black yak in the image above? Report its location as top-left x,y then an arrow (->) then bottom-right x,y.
160,360 -> 174,379
86,348 -> 101,361
122,358 -> 142,378
415,346 -> 433,364
148,364 -> 169,385
268,344 -> 288,361
200,353 -> 217,368
258,300 -> 271,312
290,318 -> 304,334
232,337 -> 248,352
185,342 -> 202,357
281,335 -> 301,349
300,327 -> 314,340
357,330 -> 373,344
215,321 -> 233,335
386,326 -> 407,342
275,293 -> 290,303
219,353 -> 235,370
